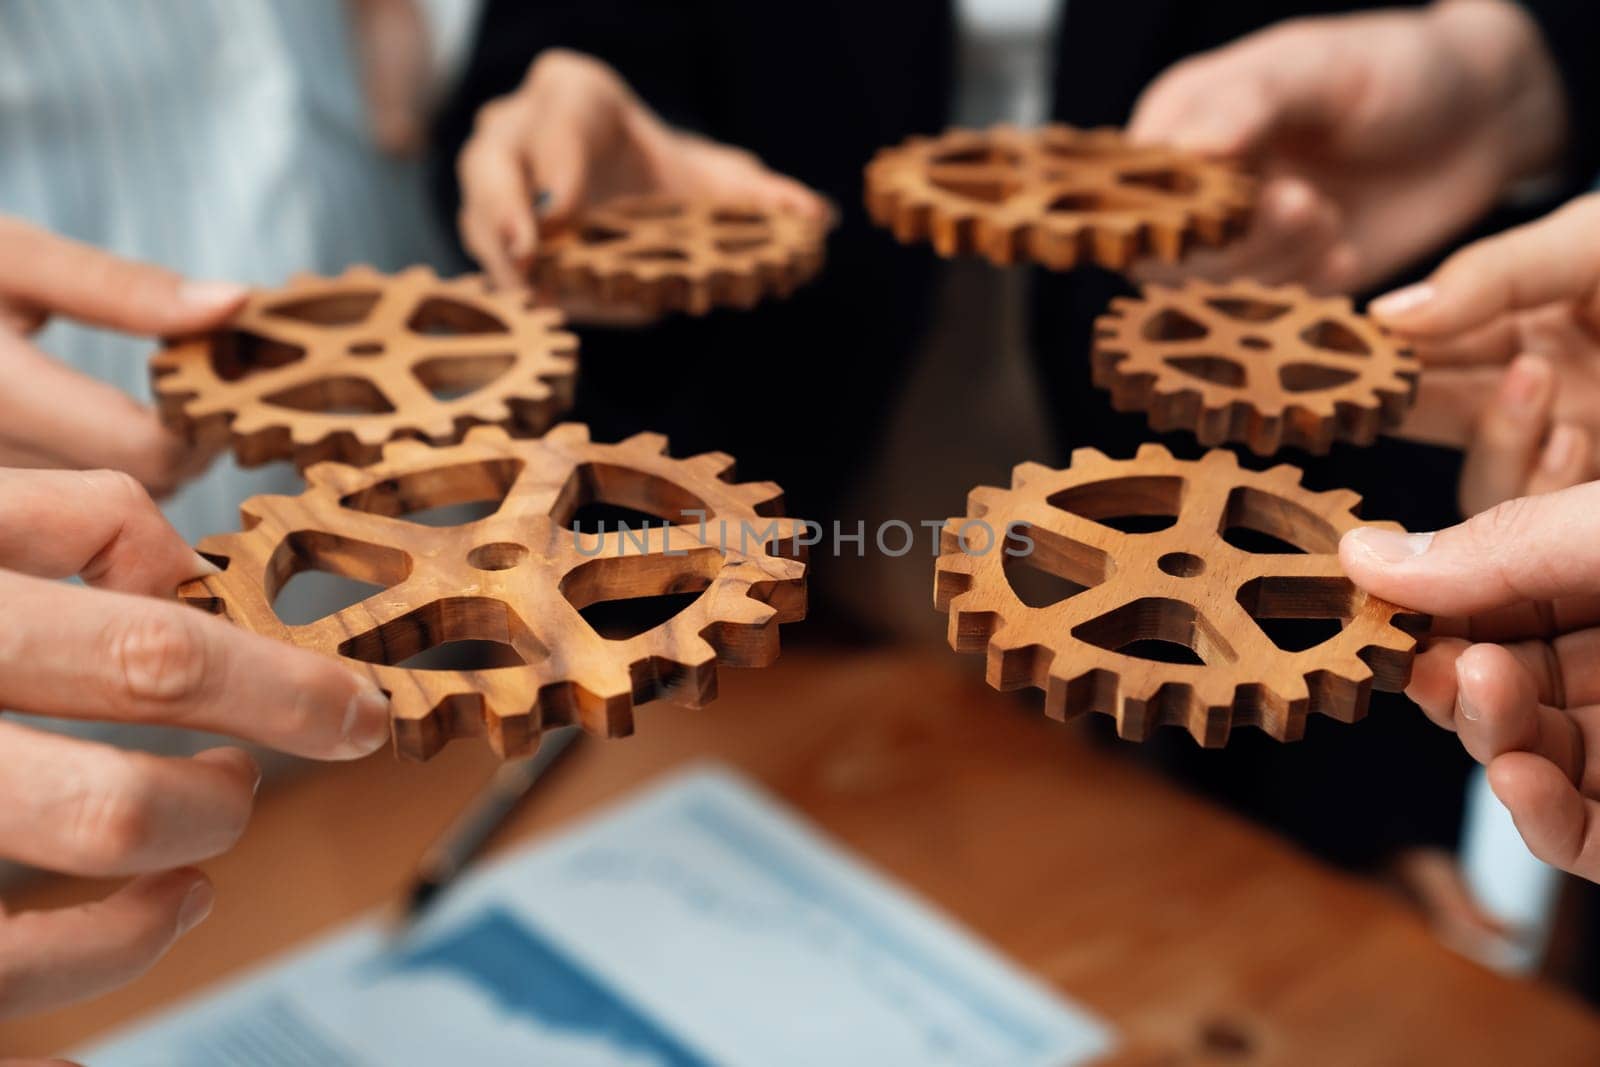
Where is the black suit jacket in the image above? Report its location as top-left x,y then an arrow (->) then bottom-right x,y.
432,0 -> 1600,869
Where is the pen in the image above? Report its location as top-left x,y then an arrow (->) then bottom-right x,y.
398,725 -> 581,924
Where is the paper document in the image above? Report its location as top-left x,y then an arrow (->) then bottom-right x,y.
83,765 -> 1114,1066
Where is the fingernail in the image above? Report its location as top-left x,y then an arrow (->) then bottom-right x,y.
1458,693 -> 1481,722
177,280 -> 249,311
189,552 -> 223,578
1542,425 -> 1582,474
341,684 -> 391,757
1371,284 -> 1435,321
1349,527 -> 1435,564
178,881 -> 215,934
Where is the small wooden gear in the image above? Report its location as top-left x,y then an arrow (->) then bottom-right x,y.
934,445 -> 1425,746
1093,280 -> 1420,455
152,266 -> 577,469
535,194 -> 827,316
865,124 -> 1254,270
179,424 -> 808,760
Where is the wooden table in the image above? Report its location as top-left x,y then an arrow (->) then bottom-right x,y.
4,649 -> 1598,1064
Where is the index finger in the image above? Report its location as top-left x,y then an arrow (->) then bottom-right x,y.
0,467 -> 212,596
1340,481 -> 1600,618
0,570 -> 391,760
1370,196 -> 1600,339
0,216 -> 246,336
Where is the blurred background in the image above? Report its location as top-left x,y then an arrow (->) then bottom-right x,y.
4,0 -> 1600,1039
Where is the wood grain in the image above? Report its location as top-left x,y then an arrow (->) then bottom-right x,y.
1,650 -> 1594,1065
181,423 -> 807,760
865,124 -> 1254,270
535,195 -> 828,316
936,444 -> 1425,745
1093,279 -> 1420,455
152,266 -> 577,469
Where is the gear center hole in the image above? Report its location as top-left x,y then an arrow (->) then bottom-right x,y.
1158,551 -> 1205,577
348,340 -> 385,356
468,542 -> 528,571
1240,335 -> 1270,351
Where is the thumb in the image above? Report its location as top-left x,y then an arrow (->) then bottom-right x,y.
0,217 -> 246,337
1340,481 -> 1600,616
1371,196 -> 1600,338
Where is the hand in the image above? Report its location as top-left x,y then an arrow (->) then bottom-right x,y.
348,0 -> 433,156
0,217 -> 248,497
455,48 -> 829,293
1375,195 -> 1600,511
1437,354 -> 1593,516
1341,486 -> 1600,883
0,468 -> 391,1020
1128,0 -> 1566,293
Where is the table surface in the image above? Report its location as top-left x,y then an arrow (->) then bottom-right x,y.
4,648 -> 1599,1065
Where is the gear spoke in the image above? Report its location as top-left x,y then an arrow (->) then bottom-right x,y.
868,124 -> 1253,268
180,425 -> 808,760
537,195 -> 825,317
935,445 -> 1421,746
1092,280 -> 1418,455
295,579 -> 433,653
152,267 -> 577,468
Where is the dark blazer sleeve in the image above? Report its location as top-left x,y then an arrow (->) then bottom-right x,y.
1518,0 -> 1600,190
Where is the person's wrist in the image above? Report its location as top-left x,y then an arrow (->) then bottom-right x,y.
1429,0 -> 1568,184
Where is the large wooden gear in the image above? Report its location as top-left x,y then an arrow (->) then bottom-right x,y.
179,424 -> 808,760
1093,280 -> 1420,455
865,124 -> 1253,270
535,194 -> 827,316
934,445 -> 1424,746
152,266 -> 577,469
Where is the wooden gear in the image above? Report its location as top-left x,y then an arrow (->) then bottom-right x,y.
535,195 -> 827,316
179,424 -> 808,760
1093,280 -> 1420,455
865,124 -> 1254,270
152,266 -> 577,469
934,445 -> 1424,746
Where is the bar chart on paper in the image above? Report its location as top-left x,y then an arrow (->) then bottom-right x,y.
83,768 -> 1114,1067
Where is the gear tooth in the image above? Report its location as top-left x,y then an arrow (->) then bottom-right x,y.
1190,448 -> 1234,470
1319,487 -> 1363,514
1069,447 -> 1109,469
620,431 -> 670,455
691,450 -> 738,477
229,407 -> 272,435
935,550 -> 978,576
1010,461 -> 1057,490
1135,442 -> 1175,463
349,420 -> 395,446
737,480 -> 784,508
465,398 -> 512,425
381,437 -> 435,463
289,420 -> 331,446
301,458 -> 365,491
987,623 -> 1031,654
1264,462 -> 1304,487
966,484 -> 1011,517
418,417 -> 458,442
